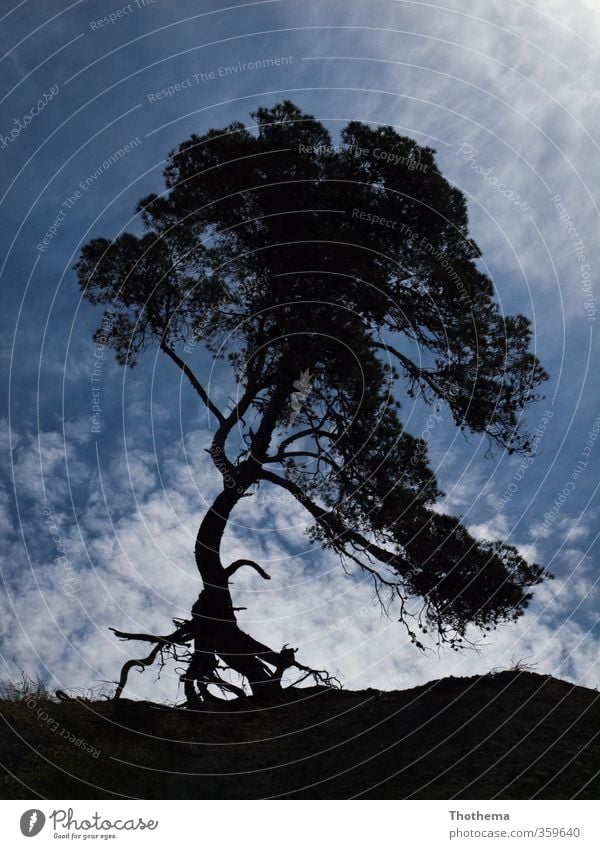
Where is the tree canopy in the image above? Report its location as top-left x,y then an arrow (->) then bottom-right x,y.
76,101 -> 550,701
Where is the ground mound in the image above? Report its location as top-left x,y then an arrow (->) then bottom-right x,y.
1,671 -> 598,799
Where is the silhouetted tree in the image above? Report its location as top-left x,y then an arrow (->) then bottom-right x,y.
76,101 -> 550,705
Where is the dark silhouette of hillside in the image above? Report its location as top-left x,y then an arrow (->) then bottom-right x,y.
1,670 -> 598,799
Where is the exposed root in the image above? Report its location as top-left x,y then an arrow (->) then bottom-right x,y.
114,643 -> 163,701
109,621 -> 341,704
288,659 -> 342,689
111,622 -> 193,700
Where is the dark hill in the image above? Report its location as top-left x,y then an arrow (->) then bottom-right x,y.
1,671 -> 598,799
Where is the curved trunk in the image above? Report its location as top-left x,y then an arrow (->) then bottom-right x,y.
186,480 -> 283,701
111,473 -> 337,702
193,484 -> 243,633
184,375 -> 307,702
194,485 -> 243,587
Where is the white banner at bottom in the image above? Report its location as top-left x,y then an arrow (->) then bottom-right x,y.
0,800 -> 597,848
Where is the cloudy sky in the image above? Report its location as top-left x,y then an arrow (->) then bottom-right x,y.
1,0 -> 598,702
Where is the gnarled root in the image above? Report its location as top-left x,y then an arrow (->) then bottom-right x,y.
110,561 -> 340,703
110,622 -> 193,700
110,620 -> 340,704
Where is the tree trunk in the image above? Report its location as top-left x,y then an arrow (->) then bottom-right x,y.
111,471 -> 337,702
185,373 -> 308,703
185,480 -> 283,702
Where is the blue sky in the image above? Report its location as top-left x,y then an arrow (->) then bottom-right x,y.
0,0 -> 598,700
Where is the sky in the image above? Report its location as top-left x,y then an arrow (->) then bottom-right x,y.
0,0 -> 598,702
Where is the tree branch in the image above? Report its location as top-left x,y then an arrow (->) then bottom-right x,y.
258,468 -> 411,575
113,644 -> 164,701
263,450 -> 341,471
109,623 -> 192,646
274,427 -> 337,454
160,341 -> 225,425
225,559 -> 271,580
369,339 -> 445,398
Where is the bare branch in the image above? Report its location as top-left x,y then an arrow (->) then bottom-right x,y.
370,339 -> 444,398
259,468 -> 411,575
263,450 -> 341,472
113,644 -> 163,700
225,559 -> 271,580
160,341 -> 225,425
109,624 -> 192,646
288,660 -> 342,689
272,427 -> 337,456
